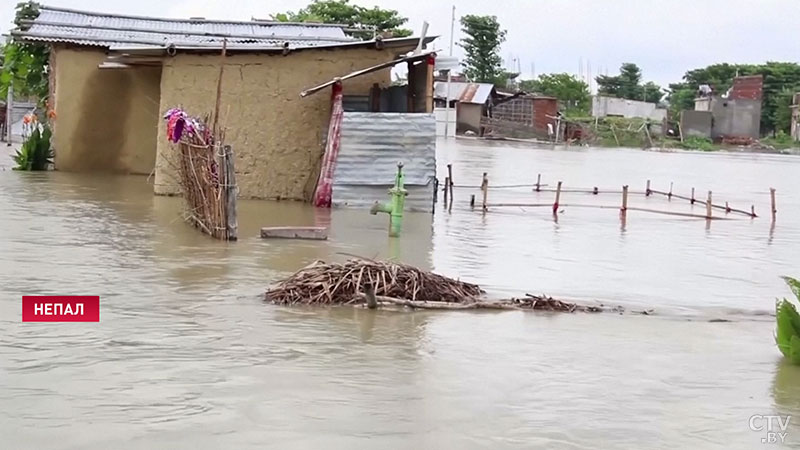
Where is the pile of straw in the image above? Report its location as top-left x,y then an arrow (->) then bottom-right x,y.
265,259 -> 484,306
265,259 -> 603,314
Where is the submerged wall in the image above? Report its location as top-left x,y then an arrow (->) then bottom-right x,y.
154,47 -> 405,200
52,47 -> 161,174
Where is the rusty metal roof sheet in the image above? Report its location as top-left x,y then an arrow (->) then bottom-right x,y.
434,82 -> 495,104
13,5 -> 355,50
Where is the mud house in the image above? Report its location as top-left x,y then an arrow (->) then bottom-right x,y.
13,5 -> 434,201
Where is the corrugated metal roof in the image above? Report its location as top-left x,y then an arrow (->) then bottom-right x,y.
333,112 -> 436,212
14,5 -> 354,50
433,81 -> 494,104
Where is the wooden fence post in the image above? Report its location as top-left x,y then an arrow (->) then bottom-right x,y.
621,185 -> 629,213
770,188 -> 777,221
706,191 -> 712,219
481,173 -> 488,212
553,181 -> 562,214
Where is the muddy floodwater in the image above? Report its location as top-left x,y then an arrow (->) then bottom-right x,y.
2,139 -> 800,449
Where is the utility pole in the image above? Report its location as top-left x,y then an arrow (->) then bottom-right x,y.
444,5 -> 455,139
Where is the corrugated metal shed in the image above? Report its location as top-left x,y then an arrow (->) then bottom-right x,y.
332,113 -> 436,212
14,5 -> 354,50
434,81 -> 494,104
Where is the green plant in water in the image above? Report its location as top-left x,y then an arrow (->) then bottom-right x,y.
13,124 -> 53,170
776,277 -> 800,365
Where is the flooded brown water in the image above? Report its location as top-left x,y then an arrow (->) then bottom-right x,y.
2,139 -> 800,449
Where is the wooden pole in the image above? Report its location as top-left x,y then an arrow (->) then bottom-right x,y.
212,39 -> 228,135
536,174 -> 542,192
706,191 -> 712,219
406,61 -> 416,112
668,182 -> 673,200
223,144 -> 238,241
447,163 -> 454,200
470,194 -> 475,209
690,187 -> 695,204
553,181 -> 562,214
770,188 -> 777,221
443,176 -> 449,205
425,54 -> 435,113
621,185 -> 629,213
481,173 -> 488,212
645,179 -> 651,196
751,205 -> 757,218
725,201 -> 731,213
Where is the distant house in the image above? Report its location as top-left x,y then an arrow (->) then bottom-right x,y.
13,5 -> 434,202
434,81 -> 496,134
592,95 -> 667,121
684,75 -> 763,140
492,94 -> 559,137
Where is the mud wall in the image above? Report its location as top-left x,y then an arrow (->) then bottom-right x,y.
154,47 -> 406,200
52,47 -> 161,174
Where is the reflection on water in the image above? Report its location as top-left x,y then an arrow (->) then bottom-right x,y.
1,140 -> 800,449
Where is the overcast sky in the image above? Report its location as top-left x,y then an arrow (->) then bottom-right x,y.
3,0 -> 798,89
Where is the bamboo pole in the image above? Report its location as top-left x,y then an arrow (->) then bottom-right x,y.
706,191 -> 712,219
725,201 -> 731,213
668,182 -> 673,200
553,181 -> 562,214
621,185 -> 629,213
691,187 -> 695,204
447,163 -> 454,201
751,205 -> 757,218
481,173 -> 488,212
470,194 -> 475,209
443,176 -> 449,204
536,173 -> 542,192
770,188 -> 777,221
610,124 -> 620,146
223,144 -> 238,241
212,39 -> 227,134
646,179 -> 651,196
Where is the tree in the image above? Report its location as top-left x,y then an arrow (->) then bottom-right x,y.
273,0 -> 411,40
519,73 -> 590,115
596,63 -> 662,104
1,2 -> 49,103
458,15 -> 506,84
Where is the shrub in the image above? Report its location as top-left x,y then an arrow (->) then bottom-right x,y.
13,124 -> 53,171
776,277 -> 800,365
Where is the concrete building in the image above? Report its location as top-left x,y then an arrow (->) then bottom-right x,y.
14,5 -> 433,201
687,75 -> 763,140
592,95 -> 667,121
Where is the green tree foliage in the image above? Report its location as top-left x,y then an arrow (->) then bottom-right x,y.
596,63 -> 662,104
776,277 -> 800,365
668,62 -> 800,134
273,0 -> 411,40
519,73 -> 590,115
1,2 -> 50,103
458,15 -> 506,84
